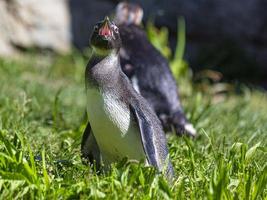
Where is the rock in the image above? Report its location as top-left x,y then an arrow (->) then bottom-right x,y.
67,0 -> 267,80
131,0 -> 267,80
0,0 -> 266,81
0,0 -> 71,55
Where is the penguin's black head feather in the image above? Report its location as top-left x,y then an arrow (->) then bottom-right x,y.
90,17 -> 121,54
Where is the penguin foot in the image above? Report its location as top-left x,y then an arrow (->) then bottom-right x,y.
158,111 -> 197,137
171,110 -> 197,137
174,123 -> 197,138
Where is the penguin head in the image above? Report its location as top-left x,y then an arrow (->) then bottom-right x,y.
90,17 -> 121,55
115,2 -> 143,25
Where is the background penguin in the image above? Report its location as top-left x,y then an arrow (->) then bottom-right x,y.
81,17 -> 174,180
114,2 -> 197,137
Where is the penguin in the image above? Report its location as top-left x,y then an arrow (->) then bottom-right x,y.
114,2 -> 197,137
81,17 -> 174,180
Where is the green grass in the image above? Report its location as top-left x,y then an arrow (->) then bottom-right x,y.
0,52 -> 266,199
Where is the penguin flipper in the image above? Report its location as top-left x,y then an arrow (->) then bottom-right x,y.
81,122 -> 101,169
129,104 -> 159,169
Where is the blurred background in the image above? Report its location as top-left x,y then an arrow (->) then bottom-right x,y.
0,0 -> 267,88
1,1 -> 267,198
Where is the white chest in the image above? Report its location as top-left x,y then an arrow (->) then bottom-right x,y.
86,88 -> 145,163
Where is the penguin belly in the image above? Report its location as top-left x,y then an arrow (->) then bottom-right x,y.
86,88 -> 146,164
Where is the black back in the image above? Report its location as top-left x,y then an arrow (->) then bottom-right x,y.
118,24 -> 197,137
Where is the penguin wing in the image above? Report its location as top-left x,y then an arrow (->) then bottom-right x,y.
81,122 -> 101,168
129,104 -> 160,169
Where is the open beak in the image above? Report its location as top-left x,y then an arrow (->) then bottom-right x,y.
99,17 -> 112,37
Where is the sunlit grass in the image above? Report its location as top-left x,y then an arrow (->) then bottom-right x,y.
0,21 -> 266,199
0,52 -> 266,199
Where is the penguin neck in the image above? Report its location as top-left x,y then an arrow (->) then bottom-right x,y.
88,49 -> 121,87
93,46 -> 118,56
91,49 -> 120,72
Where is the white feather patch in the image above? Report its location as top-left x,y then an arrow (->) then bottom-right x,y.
103,92 -> 130,136
86,88 -> 146,163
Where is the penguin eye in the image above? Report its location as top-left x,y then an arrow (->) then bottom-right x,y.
113,26 -> 119,33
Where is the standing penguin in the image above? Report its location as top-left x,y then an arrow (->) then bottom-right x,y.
81,17 -> 174,180
115,2 -> 197,137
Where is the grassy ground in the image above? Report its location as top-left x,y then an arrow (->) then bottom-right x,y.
0,52 -> 266,199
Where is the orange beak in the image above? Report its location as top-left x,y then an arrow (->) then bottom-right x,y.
99,17 -> 112,37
